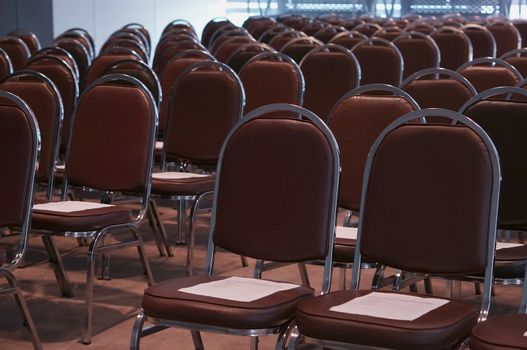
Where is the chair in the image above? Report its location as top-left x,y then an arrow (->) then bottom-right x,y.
130,103 -> 340,350
0,90 -> 41,350
213,35 -> 255,62
291,108 -> 500,350
239,52 -> 304,114
313,25 -> 347,43
30,74 -> 157,344
55,28 -> 95,60
150,60 -> 244,269
226,42 -> 274,73
514,20 -> 527,47
100,36 -> 148,63
393,31 -> 441,79
0,48 -> 13,80
153,38 -> 205,75
301,20 -> 328,36
405,21 -> 436,35
401,67 -> 477,111
122,23 -> 151,56
373,26 -> 403,41
85,49 -> 143,85
327,84 -> 420,289
8,30 -> 40,55
0,36 -> 31,70
328,30 -> 368,49
457,57 -> 523,93
486,21 -> 522,58
300,44 -> 361,123
280,37 -> 322,64
500,48 -> 527,79
268,31 -> 306,51
33,47 -> 80,81
462,24 -> 497,59
0,70 -> 63,200
54,37 -> 92,89
353,22 -> 383,37
350,38 -> 404,86
431,27 -> 473,70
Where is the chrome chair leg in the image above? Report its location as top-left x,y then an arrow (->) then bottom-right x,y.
149,199 -> 173,256
424,276 -> 433,295
298,263 -> 311,287
41,234 -> 74,297
240,255 -> 249,267
83,237 -> 98,344
131,227 -> 154,285
191,330 -> 204,350
130,311 -> 146,350
176,199 -> 187,245
250,336 -> 259,350
339,267 -> 347,290
147,201 -> 166,256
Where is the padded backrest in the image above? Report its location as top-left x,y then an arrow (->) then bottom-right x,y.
66,79 -> 155,192
458,65 -> 521,93
329,94 -> 416,211
281,43 -> 320,64
11,32 -> 40,55
214,37 -> 253,62
463,99 -> 527,227
329,32 -> 367,49
54,38 -> 91,87
0,49 -> 12,80
403,78 -> 474,110
394,34 -> 439,79
0,37 -> 30,70
351,41 -> 402,85
164,66 -> 242,163
301,49 -> 360,122
86,54 -> 140,85
514,20 -> 527,47
463,25 -> 496,59
214,117 -> 337,262
487,22 -> 521,57
431,29 -> 472,70
361,123 -> 495,274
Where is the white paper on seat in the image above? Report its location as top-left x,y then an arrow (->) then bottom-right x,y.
55,164 -> 65,171
336,226 -> 358,240
152,172 -> 209,180
155,141 -> 163,150
496,242 -> 524,250
523,331 -> 527,337
33,201 -> 114,213
329,292 -> 449,321
178,276 -> 299,302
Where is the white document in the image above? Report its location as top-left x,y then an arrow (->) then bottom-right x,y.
496,242 -> 524,250
155,141 -> 163,150
178,276 -> 300,302
330,292 -> 449,321
55,164 -> 65,170
33,201 -> 114,213
152,172 -> 209,180
336,226 -> 358,240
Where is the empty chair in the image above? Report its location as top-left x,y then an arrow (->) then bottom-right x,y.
150,61 -> 244,267
431,27 -> 473,70
393,31 -> 440,79
268,30 -> 306,51
0,70 -> 63,200
373,26 -> 403,41
0,48 -> 13,80
353,22 -> 382,37
209,27 -> 249,53
487,21 -> 521,58
54,37 -> 92,89
463,24 -> 497,59
153,37 -> 205,75
239,52 -> 304,113
500,48 -> 527,79
0,36 -> 31,70
291,108 -> 500,350
514,19 -> 527,47
301,20 -> 328,36
405,21 -> 436,34
329,30 -> 368,49
85,48 -> 142,85
8,30 -> 40,55
100,36 -> 148,62
244,16 -> 276,39
122,23 -> 151,55
401,67 -> 477,111
300,44 -> 361,123
313,25 -> 347,43
33,47 -> 80,80
213,35 -> 255,62
280,37 -> 322,64
0,90 -> 41,350
31,74 -> 157,344
457,57 -> 523,93
203,19 -> 235,47
226,42 -> 274,72
56,28 -> 95,60
351,38 -> 404,86
130,103 -> 340,350
259,25 -> 290,43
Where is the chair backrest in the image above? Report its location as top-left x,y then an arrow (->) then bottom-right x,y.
457,57 -> 523,93
239,52 -> 304,114
153,39 -> 205,75
33,47 -> 80,81
328,84 -> 419,212
226,43 -> 274,72
373,26 -> 403,41
431,27 -> 473,70
0,70 -> 63,200
463,24 -> 497,59
162,61 -> 245,167
0,90 -> 39,270
85,50 -> 142,85
513,20 -> 527,47
0,48 -> 13,80
56,29 -> 95,60
393,31 -> 440,79
8,30 -> 41,55
351,38 -> 404,86
329,31 -> 368,49
207,103 -> 339,292
280,37 -> 323,64
54,37 -> 92,89
213,36 -> 255,62
101,37 -> 148,62
500,48 -> 527,80
352,108 -> 500,319
313,25 -> 347,43
300,44 -> 361,123
0,36 -> 31,71
202,18 -> 233,48
353,23 -> 383,37
268,31 -> 306,51
401,67 -> 477,111
405,21 -> 436,35
487,21 -> 521,58
460,87 -> 527,228
63,74 -> 157,207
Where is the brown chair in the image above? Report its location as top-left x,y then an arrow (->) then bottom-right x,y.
85,48 -> 142,85
54,37 -> 92,90
431,26 -> 473,70
56,28 -> 95,61
268,30 -> 307,51
209,27 -> 249,53
393,31 -> 441,79
329,30 -> 368,49
244,16 -> 276,39
0,48 -> 13,80
202,18 -> 233,48
500,48 -> 527,79
350,38 -> 404,86
300,44 -> 361,123
30,74 -> 157,344
8,30 -> 40,55
0,36 -> 31,70
226,42 -> 274,73
280,37 -> 323,64
353,22 -> 383,37
0,90 -> 41,350
463,24 -> 497,59
487,21 -> 522,58
401,67 -> 477,111
0,70 -> 63,200
301,20 -> 328,36
372,26 -> 403,41
100,36 -> 149,62
33,47 -> 80,80
313,25 -> 347,43
121,23 -> 151,56
405,21 -> 436,35
130,103 -> 340,350
327,84 -> 420,289
153,37 -> 205,75
150,60 -> 244,268
213,35 -> 255,62
292,108 -> 500,350
239,52 -> 304,114
457,57 -> 523,93
514,20 -> 527,47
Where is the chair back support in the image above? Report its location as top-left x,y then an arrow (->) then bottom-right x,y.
85,52 -> 141,85
351,38 -> 403,86
500,48 -> 527,79
208,104 -> 339,293
0,48 -> 13,80
487,21 -> 521,57
280,37 -> 322,64
329,31 -> 368,49
329,84 -> 419,212
64,74 -> 157,195
162,61 -> 244,166
460,87 -> 527,228
0,91 -> 39,269
393,31 -> 440,79
9,30 -> 40,55
54,37 -> 92,88
0,36 -> 31,70
457,57 -> 523,93
463,24 -> 497,58
431,27 -> 473,70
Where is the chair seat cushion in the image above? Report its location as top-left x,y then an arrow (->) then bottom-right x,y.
32,201 -> 132,232
296,290 -> 478,350
333,238 -> 356,263
151,173 -> 215,196
142,275 -> 313,329
471,314 -> 527,350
